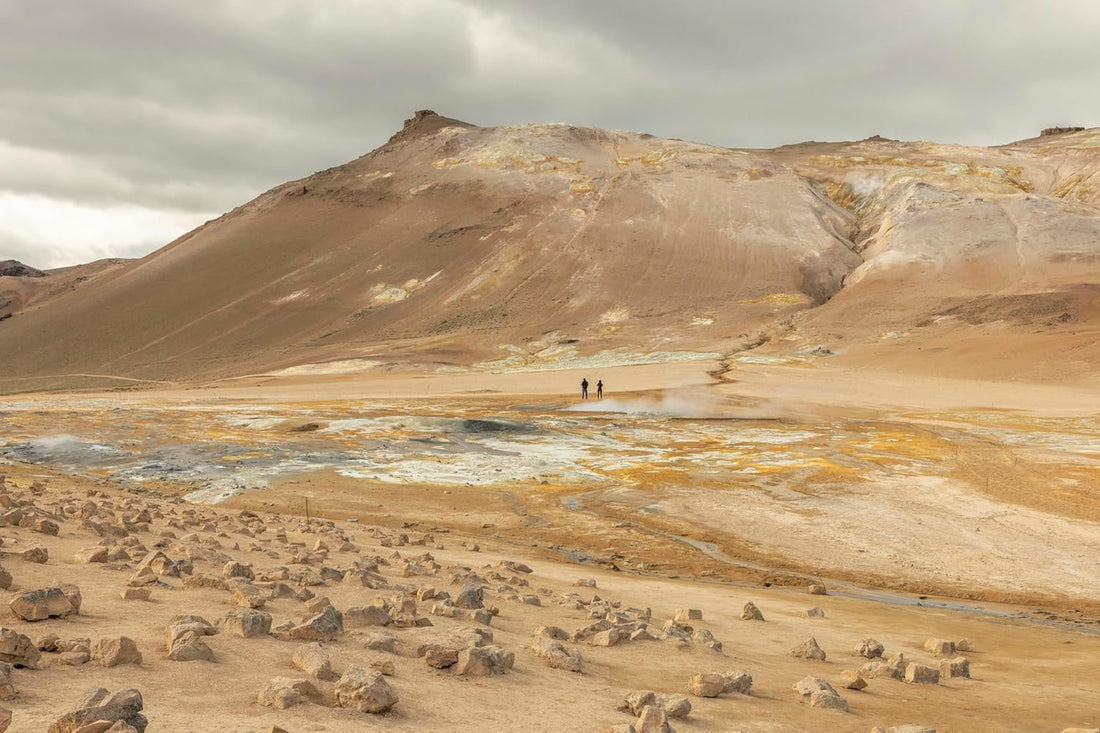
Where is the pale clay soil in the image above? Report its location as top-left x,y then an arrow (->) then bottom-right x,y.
0,361 -> 1098,732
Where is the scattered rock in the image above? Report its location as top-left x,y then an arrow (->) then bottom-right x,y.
904,663 -> 940,684
840,670 -> 867,690
634,705 -> 674,733
166,616 -> 217,662
334,666 -> 398,713
21,546 -> 48,564
454,583 -> 484,609
47,687 -> 147,733
9,587 -> 77,621
73,547 -> 109,564
345,605 -> 391,628
120,589 -> 151,602
789,637 -> 827,661
740,602 -> 764,621
257,677 -> 317,710
939,657 -> 970,679
288,605 -> 343,642
0,663 -> 15,700
808,583 -> 827,595
530,636 -> 584,672
222,561 -> 254,580
689,670 -> 752,697
855,638 -> 884,659
923,638 -> 956,656
292,643 -> 338,681
453,645 -> 514,676
92,637 -> 142,667
220,609 -> 272,638
793,676 -> 847,711
674,609 -> 702,623
805,606 -> 825,618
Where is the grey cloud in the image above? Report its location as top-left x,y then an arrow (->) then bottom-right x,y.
1,0 -> 1099,266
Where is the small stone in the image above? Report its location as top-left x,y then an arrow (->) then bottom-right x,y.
370,659 -> 395,675
688,673 -> 725,698
855,638 -> 884,659
21,546 -> 48,563
789,637 -> 827,661
808,583 -> 827,595
840,670 -> 867,690
453,645 -> 514,676
740,601 -> 764,621
923,638 -> 955,656
674,609 -> 702,623
634,705 -> 673,733
334,666 -> 398,713
120,588 -> 152,602
9,588 -> 76,621
904,662 -> 940,684
73,547 -> 109,564
257,678 -> 317,710
589,628 -> 621,647
292,643 -> 338,681
809,690 -> 848,710
220,609 -> 272,638
805,606 -> 825,618
93,637 -> 142,667
939,657 -> 970,679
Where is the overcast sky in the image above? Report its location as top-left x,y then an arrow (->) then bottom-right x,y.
2,0 -> 1098,268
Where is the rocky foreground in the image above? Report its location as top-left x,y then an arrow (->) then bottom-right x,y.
0,467 -> 1097,732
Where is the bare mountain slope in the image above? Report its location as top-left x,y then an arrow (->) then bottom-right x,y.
0,258 -> 130,323
750,129 -> 1100,382
0,111 -> 862,386
1,114 -> 1099,390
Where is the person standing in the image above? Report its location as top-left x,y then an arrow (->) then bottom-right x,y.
597,379 -> 603,399
581,378 -> 589,400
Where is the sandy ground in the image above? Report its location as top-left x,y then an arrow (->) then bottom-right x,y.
2,360 -> 1099,731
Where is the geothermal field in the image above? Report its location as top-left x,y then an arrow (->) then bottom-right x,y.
1,113 -> 1099,732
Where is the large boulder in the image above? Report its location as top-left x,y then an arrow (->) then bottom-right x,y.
47,687 -> 147,733
9,588 -> 76,621
334,666 -> 398,713
0,628 -> 40,668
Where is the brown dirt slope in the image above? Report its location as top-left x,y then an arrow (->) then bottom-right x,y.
2,116 -> 1099,389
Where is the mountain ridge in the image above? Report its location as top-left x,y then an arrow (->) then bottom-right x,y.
1,112 -> 1098,391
